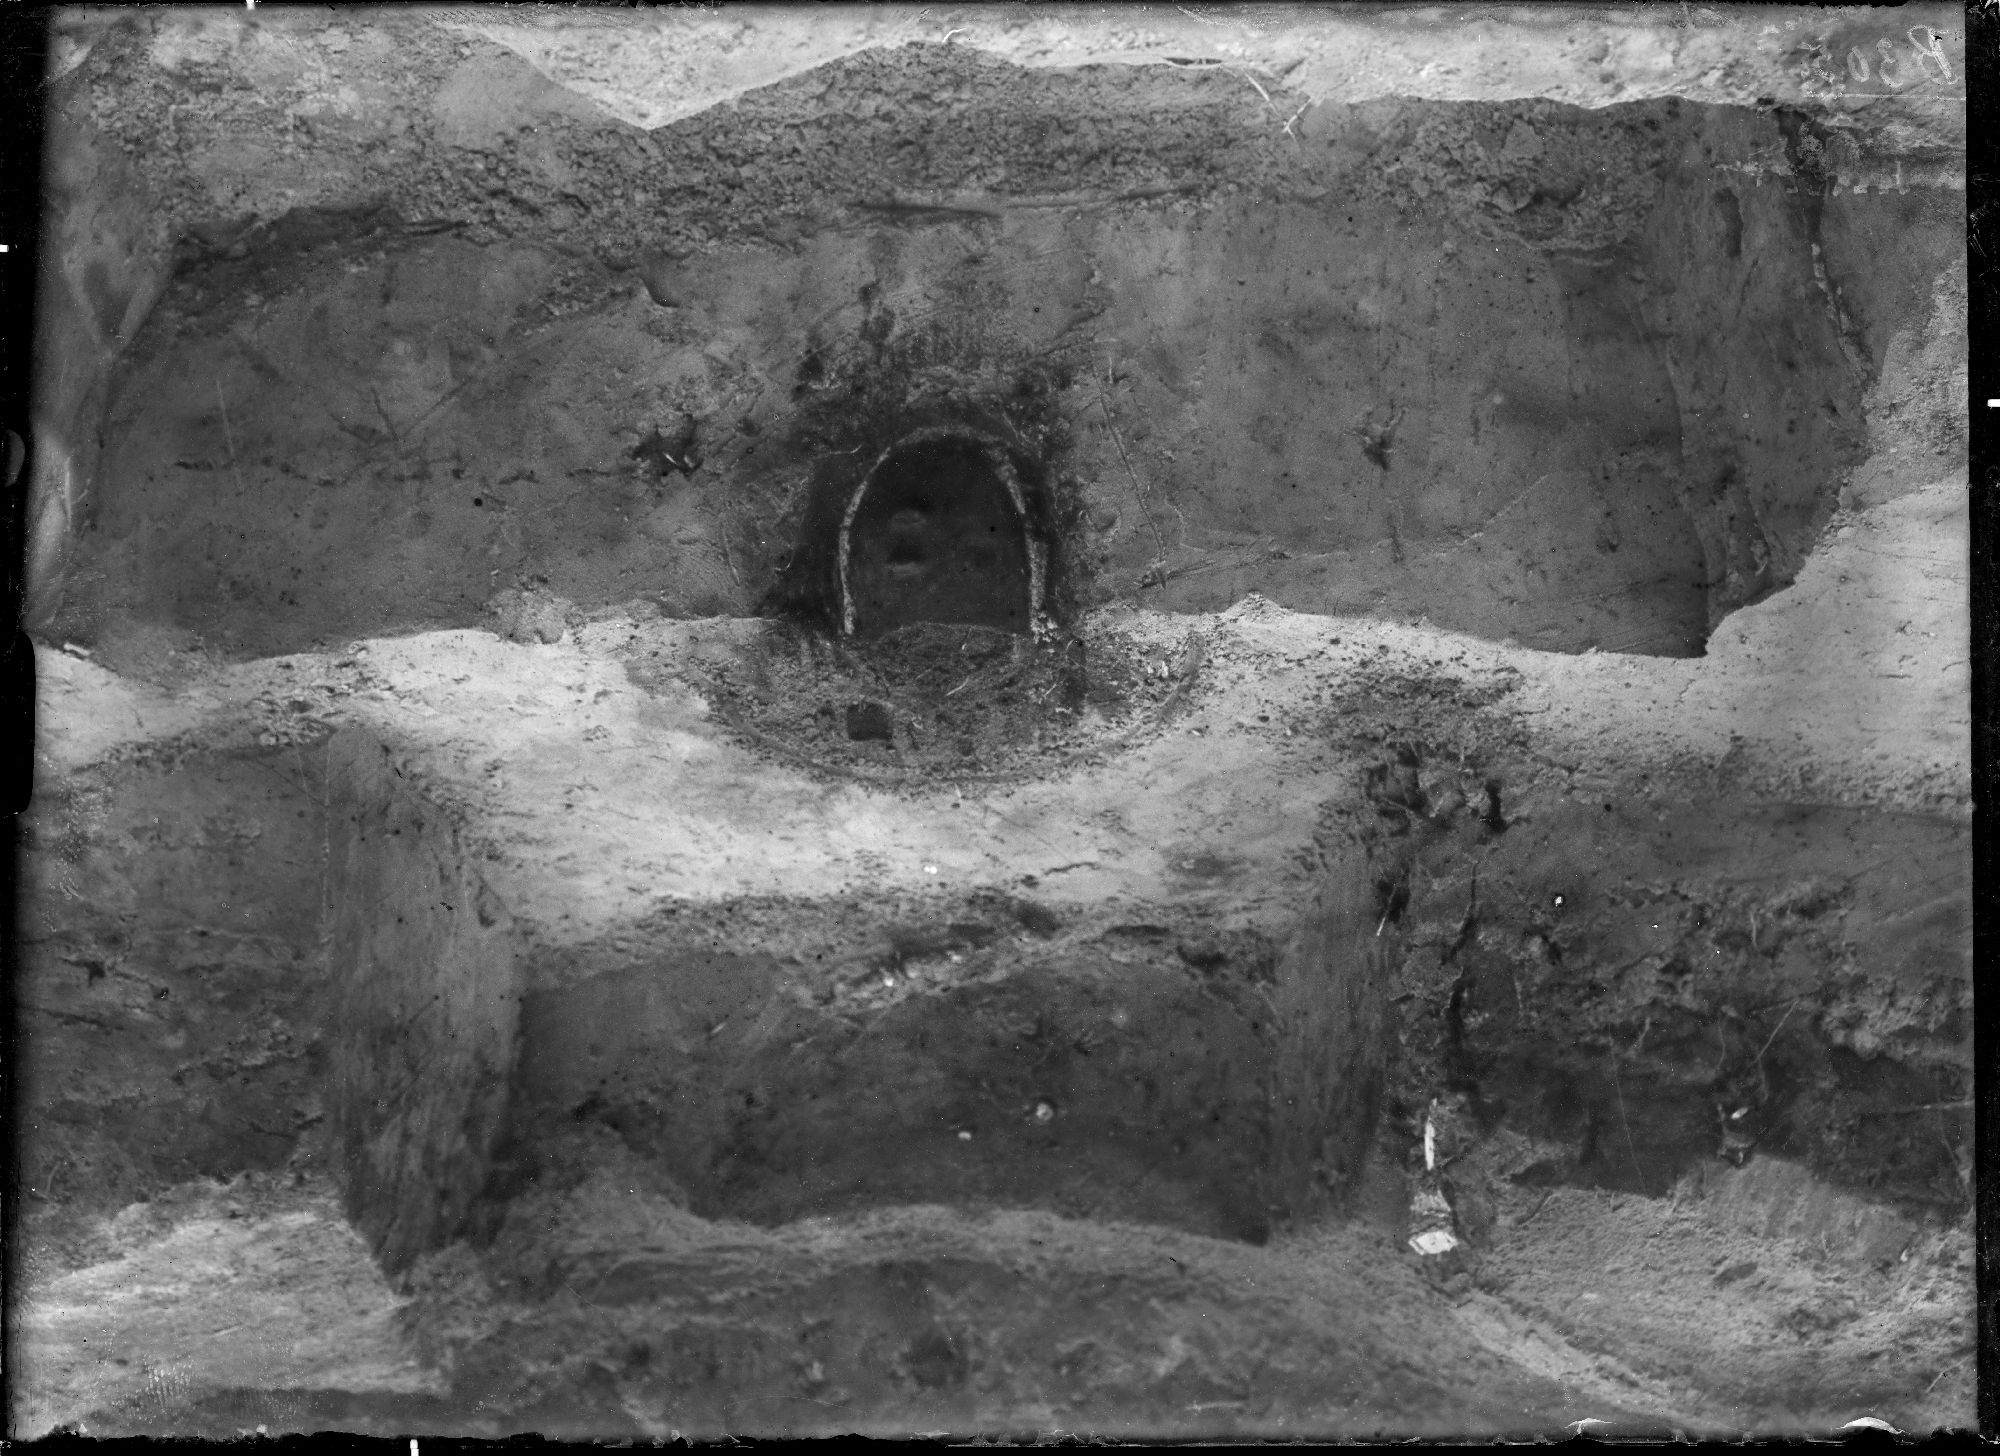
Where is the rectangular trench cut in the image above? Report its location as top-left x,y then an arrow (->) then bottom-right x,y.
327,744 -> 1392,1260
487,894 -> 1386,1249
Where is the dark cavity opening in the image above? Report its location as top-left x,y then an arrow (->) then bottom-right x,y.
841,433 -> 1035,639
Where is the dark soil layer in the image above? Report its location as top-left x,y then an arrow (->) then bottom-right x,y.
1222,643 -> 1976,1267
1372,769 -> 1971,1220
15,746 -> 332,1268
45,23 -> 1918,663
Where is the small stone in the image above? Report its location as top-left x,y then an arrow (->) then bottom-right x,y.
638,254 -> 685,308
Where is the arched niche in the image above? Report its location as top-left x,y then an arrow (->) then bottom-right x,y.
837,427 -> 1045,639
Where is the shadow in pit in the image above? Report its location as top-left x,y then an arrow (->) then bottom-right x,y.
484,946 -> 1312,1248
761,407 -> 1070,640
842,429 -> 1038,640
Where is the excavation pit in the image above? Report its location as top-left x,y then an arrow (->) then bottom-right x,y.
15,2 -> 1970,1437
300,626 -> 1394,1272
495,927 -> 1355,1247
21,578 -> 1973,1434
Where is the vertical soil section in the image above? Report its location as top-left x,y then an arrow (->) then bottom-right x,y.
1266,862 -> 1394,1216
16,744 -> 332,1256
324,729 -> 526,1276
50,71 -> 1877,663
1388,787 -> 1972,1212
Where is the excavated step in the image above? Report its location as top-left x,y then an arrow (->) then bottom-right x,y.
318,616 -> 1394,1269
